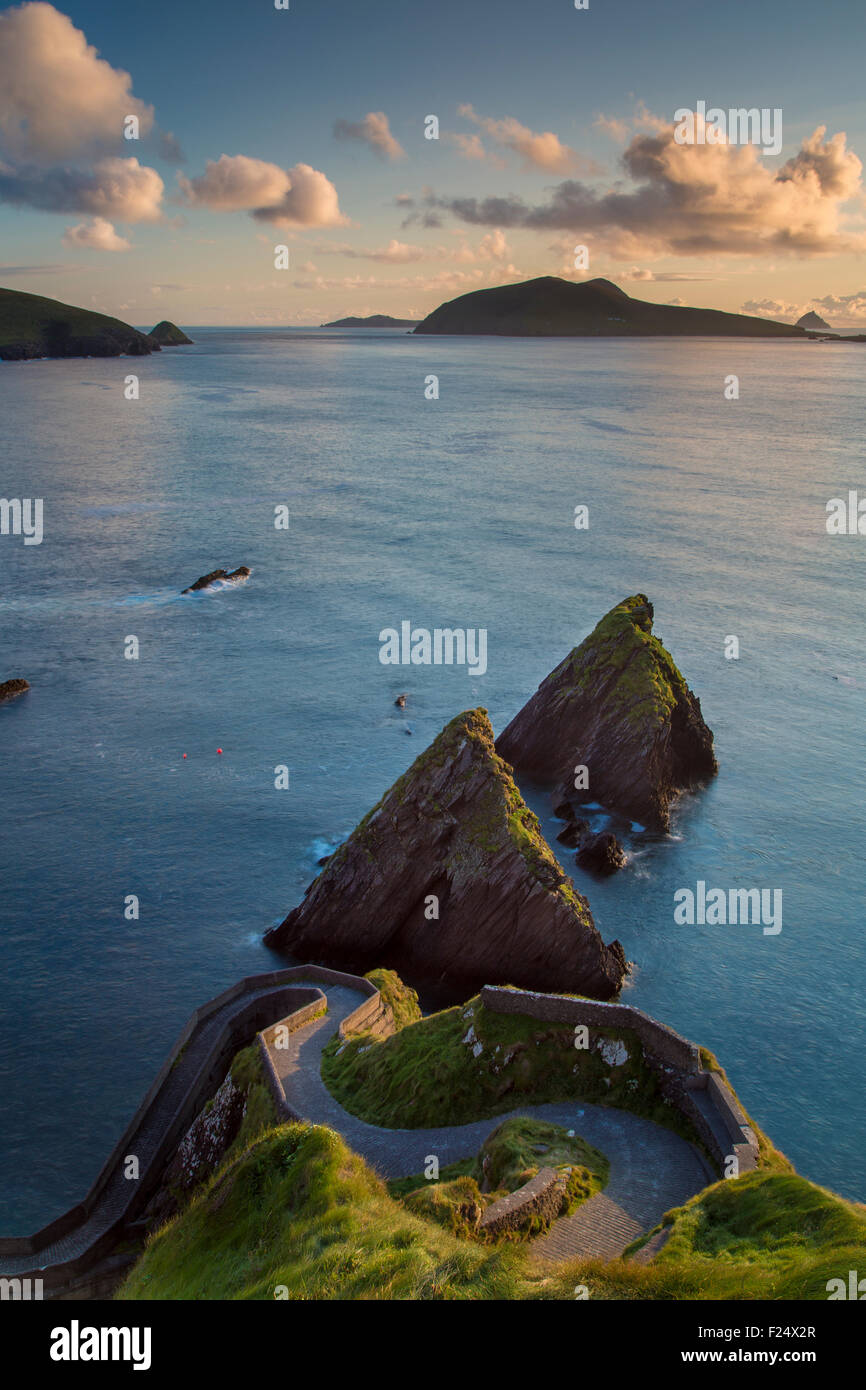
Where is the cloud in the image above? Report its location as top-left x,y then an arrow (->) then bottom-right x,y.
425,122 -> 864,257
457,103 -> 602,175
291,266 -> 521,295
811,289 -> 866,321
310,230 -> 511,266
178,154 -> 291,211
62,215 -> 130,250
0,155 -> 164,220
0,2 -> 154,162
740,289 -> 866,326
158,131 -> 185,164
0,261 -> 73,275
178,155 -> 349,227
251,163 -> 350,228
334,111 -> 405,161
619,266 -> 719,282
739,297 -> 799,319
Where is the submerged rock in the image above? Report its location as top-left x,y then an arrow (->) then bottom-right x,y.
496,595 -> 717,832
0,678 -> 29,703
576,831 -> 627,877
182,566 -> 251,593
264,708 -> 626,999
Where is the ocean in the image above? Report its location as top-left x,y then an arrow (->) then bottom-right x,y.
0,327 -> 863,1232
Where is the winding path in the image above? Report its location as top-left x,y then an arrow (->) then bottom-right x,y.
269,981 -> 715,1263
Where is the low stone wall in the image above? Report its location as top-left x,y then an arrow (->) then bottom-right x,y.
480,985 -> 758,1175
481,986 -> 700,1073
0,965 -> 373,1281
259,967 -> 396,1120
479,1167 -> 564,1236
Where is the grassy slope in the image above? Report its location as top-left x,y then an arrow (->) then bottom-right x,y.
392,1116 -> 609,1241
119,989 -> 863,1301
322,992 -> 711,1156
0,286 -> 152,353
118,1117 -> 866,1300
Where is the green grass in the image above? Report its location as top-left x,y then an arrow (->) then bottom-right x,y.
390,1117 -> 609,1242
118,1122 -> 532,1301
364,967 -> 422,1030
0,286 -> 151,354
322,992 -> 709,1156
118,1121 -> 866,1301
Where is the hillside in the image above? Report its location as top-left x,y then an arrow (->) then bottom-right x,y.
0,287 -> 157,360
118,1004 -> 865,1301
322,313 -> 419,327
413,276 -> 807,337
148,319 -> 193,345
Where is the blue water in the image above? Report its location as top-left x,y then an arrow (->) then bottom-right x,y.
1,328 -> 863,1232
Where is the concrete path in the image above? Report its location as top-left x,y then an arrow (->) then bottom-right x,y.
272,982 -> 715,1264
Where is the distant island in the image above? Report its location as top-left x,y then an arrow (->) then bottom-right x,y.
322,314 -> 420,328
413,276 -> 810,338
796,310 -> 832,332
0,287 -> 158,361
149,320 -> 193,346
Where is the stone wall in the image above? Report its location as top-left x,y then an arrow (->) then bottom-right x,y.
0,967 -> 364,1281
480,985 -> 758,1174
479,1167 -> 565,1236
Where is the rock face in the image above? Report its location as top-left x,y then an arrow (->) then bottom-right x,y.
0,678 -> 29,703
496,596 -> 717,832
413,276 -> 806,338
148,320 -> 193,345
264,708 -> 626,999
796,310 -> 832,332
0,287 -> 157,360
182,566 -> 250,593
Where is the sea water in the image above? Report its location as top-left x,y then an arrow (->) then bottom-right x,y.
0,327 -> 863,1231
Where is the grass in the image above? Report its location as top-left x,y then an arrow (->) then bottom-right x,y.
0,286 -> 151,354
364,967 -> 422,1030
322,991 -> 711,1156
390,1117 -> 609,1242
118,1121 -> 866,1301
118,1122 -> 531,1301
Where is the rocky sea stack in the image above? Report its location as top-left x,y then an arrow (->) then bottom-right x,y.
149,320 -> 193,345
497,596 -> 717,832
265,708 -> 626,999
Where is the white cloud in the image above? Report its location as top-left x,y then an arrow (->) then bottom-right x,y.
62,215 -> 130,250
333,111 -> 405,161
178,156 -> 349,228
457,103 -> 601,175
0,2 -> 154,162
178,154 -> 290,211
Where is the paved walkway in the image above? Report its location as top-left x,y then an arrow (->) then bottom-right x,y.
270,982 -> 715,1263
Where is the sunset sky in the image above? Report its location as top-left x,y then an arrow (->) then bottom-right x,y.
1,0 -> 864,327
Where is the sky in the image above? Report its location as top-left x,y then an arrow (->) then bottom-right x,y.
0,0 -> 865,327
